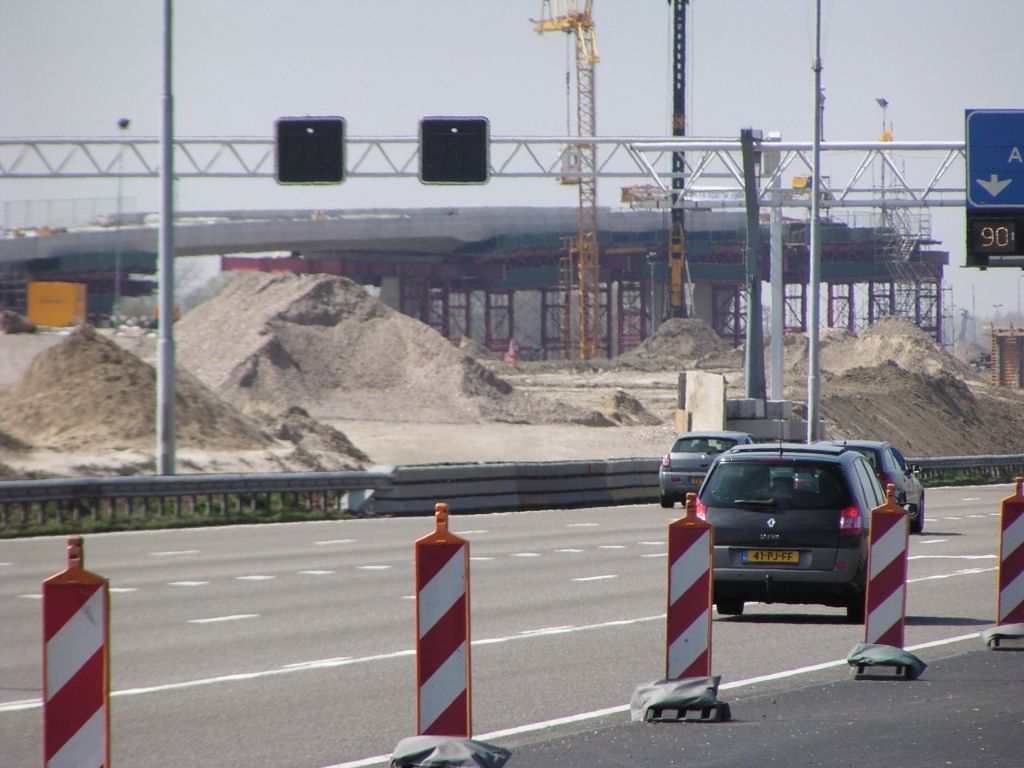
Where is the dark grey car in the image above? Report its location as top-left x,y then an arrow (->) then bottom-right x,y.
658,431 -> 758,508
697,443 -> 886,623
818,440 -> 925,533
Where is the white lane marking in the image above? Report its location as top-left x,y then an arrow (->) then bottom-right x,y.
469,556 -> 494,561
236,575 -> 275,581
966,515 -> 985,518
638,541 -> 663,546
188,614 -> 259,624
918,539 -> 948,545
943,517 -> 962,520
568,523 -> 599,527
556,548 -> 584,553
19,594 -> 42,599
572,574 -> 618,582
319,631 -> 986,768
598,545 -> 625,549
0,614 -> 665,715
357,565 -> 391,570
961,498 -> 980,501
908,554 -> 996,560
401,596 -> 415,600
0,562 -> 12,566
150,550 -> 200,556
455,530 -> 489,535
299,570 -> 335,575
908,567 -> 997,583
315,539 -> 356,546
512,553 -> 540,557
642,552 -> 668,558
519,626 -> 574,635
110,587 -> 138,593
283,657 -> 352,670
168,581 -> 208,587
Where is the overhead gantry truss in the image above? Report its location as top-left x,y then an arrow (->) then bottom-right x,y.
0,136 -> 966,209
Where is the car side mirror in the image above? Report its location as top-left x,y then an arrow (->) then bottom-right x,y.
908,464 -> 920,474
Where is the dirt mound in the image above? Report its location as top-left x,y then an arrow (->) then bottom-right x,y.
599,390 -> 662,426
617,318 -> 731,370
459,335 -> 497,361
820,360 -> 1024,457
176,273 -> 582,425
241,403 -> 370,463
953,340 -> 988,367
0,326 -> 275,452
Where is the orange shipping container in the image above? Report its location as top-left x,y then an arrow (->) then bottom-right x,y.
27,282 -> 87,327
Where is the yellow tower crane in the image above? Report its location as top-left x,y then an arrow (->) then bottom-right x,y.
533,1 -> 602,359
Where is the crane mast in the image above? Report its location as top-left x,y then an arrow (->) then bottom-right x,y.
534,1 -> 602,359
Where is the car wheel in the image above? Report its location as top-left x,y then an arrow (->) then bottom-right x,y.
660,495 -> 674,509
846,593 -> 866,624
908,504 -> 923,534
716,598 -> 744,616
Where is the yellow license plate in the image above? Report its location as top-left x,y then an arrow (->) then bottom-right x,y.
690,477 -> 703,485
742,549 -> 799,564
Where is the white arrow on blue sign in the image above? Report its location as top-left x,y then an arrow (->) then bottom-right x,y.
966,110 -> 1024,209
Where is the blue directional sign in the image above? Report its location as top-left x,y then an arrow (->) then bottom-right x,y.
966,109 -> 1024,209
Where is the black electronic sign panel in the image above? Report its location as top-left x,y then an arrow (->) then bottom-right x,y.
419,117 -> 489,184
276,117 -> 345,184
966,209 -> 1024,268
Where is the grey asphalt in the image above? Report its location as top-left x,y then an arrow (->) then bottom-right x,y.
0,483 -> 1012,767
509,647 -> 1024,768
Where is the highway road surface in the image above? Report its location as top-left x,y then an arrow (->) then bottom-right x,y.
0,484 -> 1011,767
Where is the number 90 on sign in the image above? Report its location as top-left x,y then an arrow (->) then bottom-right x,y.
970,219 -> 1017,255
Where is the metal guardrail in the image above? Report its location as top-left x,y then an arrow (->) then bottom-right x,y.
1,453 -> 1019,528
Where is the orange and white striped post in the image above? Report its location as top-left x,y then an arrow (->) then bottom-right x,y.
666,492 -> 714,679
864,485 -> 910,647
42,536 -> 110,768
415,503 -> 471,737
996,478 -> 1024,627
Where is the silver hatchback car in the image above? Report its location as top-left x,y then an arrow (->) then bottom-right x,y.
659,431 -> 758,508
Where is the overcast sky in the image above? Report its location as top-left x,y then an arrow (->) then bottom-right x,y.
3,1 -> 1024,322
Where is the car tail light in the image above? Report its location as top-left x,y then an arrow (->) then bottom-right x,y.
839,503 -> 863,536
662,453 -> 671,469
695,496 -> 707,520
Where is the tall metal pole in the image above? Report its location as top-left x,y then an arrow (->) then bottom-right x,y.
806,0 -> 823,442
113,117 -> 129,326
157,0 -> 176,475
767,132 -> 784,401
741,128 -> 766,400
670,0 -> 688,319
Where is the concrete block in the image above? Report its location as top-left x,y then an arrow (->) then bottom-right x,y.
726,418 -> 809,442
765,400 -> 793,420
685,371 -> 726,431
726,398 -> 765,419
674,409 -> 692,434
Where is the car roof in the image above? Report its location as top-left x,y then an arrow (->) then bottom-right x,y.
723,443 -> 849,461
817,440 -> 889,450
673,431 -> 755,440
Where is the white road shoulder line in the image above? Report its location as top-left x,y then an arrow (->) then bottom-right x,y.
568,523 -> 599,527
455,530 -> 489,535
908,567 -> 996,583
188,614 -> 259,624
908,554 -> 995,560
317,631 -> 985,768
918,539 -> 947,545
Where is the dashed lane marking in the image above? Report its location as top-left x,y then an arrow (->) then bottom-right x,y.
571,574 -> 618,582
0,562 -> 12,566
110,587 -> 138,593
150,550 -> 200,556
315,539 -> 356,546
169,581 -> 208,587
918,539 -> 948,545
299,570 -> 336,575
555,549 -> 584,553
188,614 -> 259,624
961,498 -> 980,501
455,530 -> 489,535
236,575 -> 275,581
19,594 -> 41,599
568,523 -> 599,527
512,553 -> 541,557
598,545 -> 625,549
642,553 -> 668,558
638,542 -> 663,546
470,556 -> 495,561
357,565 -> 391,570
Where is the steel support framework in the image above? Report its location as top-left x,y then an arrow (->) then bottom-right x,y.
0,137 -> 967,208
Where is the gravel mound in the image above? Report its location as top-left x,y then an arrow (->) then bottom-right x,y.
0,326 -> 275,451
821,360 -> 1024,457
176,273 -> 584,425
617,318 -> 731,370
599,390 -> 662,426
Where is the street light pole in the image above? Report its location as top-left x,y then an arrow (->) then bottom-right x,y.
806,0 -> 823,442
157,0 -> 176,475
113,117 -> 130,325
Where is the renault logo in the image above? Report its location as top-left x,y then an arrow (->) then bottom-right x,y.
767,518 -> 776,528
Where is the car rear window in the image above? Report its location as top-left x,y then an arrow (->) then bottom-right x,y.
846,447 -> 879,471
673,437 -> 737,454
701,460 -> 852,511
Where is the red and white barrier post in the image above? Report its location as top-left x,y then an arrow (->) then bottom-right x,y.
982,477 -> 1024,649
666,492 -> 714,680
415,503 -> 471,737
864,484 -> 910,647
42,535 -> 110,768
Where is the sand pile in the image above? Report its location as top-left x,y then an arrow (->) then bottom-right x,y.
0,326 -> 276,452
241,403 -> 370,463
617,318 -> 731,371
176,273 -> 587,425
599,390 -> 662,426
820,360 -> 1024,457
459,335 -> 497,361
